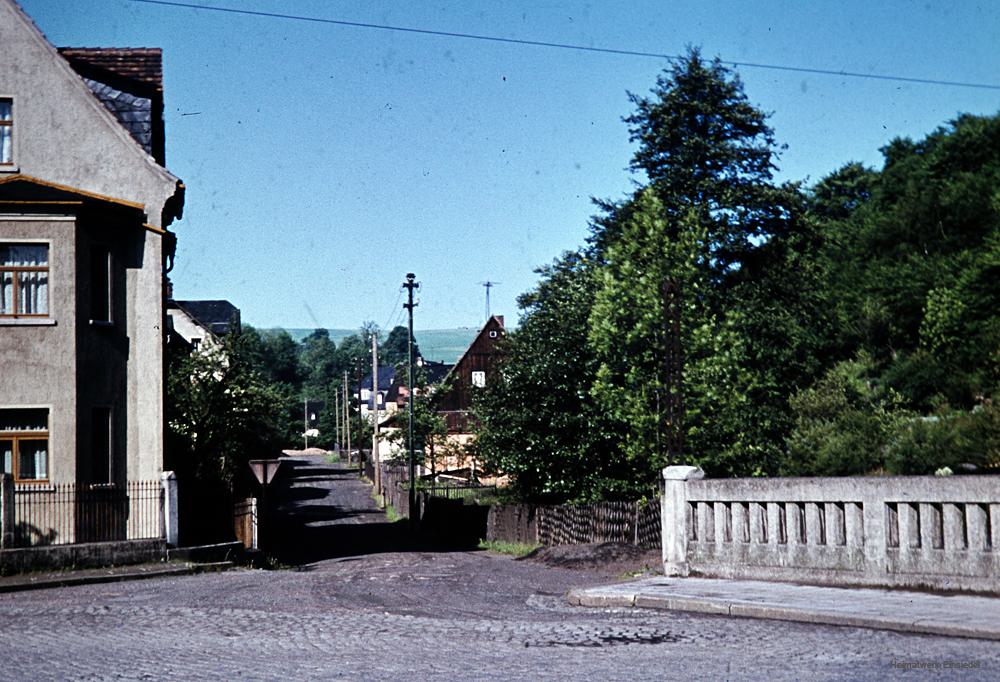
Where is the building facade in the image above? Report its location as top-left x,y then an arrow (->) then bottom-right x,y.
0,0 -> 184,489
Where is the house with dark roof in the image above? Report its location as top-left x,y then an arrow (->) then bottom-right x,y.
166,299 -> 241,352
0,0 -> 184,542
377,317 -> 505,480
358,365 -> 396,422
436,316 -> 505,432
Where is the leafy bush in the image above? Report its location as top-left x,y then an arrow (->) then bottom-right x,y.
885,401 -> 1000,474
783,354 -> 909,475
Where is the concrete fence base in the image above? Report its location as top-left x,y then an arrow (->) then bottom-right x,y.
0,538 -> 167,575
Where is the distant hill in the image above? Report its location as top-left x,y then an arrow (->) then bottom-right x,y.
279,328 -> 481,364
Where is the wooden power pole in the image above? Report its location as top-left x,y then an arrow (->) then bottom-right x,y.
403,272 -> 419,518
343,371 -> 350,464
661,277 -> 684,464
372,333 -> 381,495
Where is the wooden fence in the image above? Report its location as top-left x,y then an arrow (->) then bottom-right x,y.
488,500 -> 661,550
370,462 -> 661,550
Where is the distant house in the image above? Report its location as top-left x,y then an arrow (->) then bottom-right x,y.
0,0 -> 184,498
359,365 -> 396,422
436,316 -> 505,432
166,299 -> 241,352
427,316 -> 506,478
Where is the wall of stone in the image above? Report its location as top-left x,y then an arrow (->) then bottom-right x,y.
662,467 -> 1000,593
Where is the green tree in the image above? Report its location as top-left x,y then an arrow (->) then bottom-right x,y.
783,354 -> 909,476
382,325 -> 417,366
590,48 -> 804,477
300,328 -> 337,400
385,363 -> 447,465
808,113 -> 1000,410
474,251 -> 627,501
165,330 -> 291,485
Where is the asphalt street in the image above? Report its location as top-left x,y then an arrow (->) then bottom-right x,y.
0,458 -> 996,681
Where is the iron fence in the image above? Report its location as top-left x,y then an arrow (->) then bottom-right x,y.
12,480 -> 162,547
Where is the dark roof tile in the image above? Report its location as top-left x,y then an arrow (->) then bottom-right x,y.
57,48 -> 163,90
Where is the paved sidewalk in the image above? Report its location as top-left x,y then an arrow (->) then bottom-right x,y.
0,560 -> 231,593
568,576 -> 1000,641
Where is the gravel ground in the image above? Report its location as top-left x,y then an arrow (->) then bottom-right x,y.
1,459 -> 995,681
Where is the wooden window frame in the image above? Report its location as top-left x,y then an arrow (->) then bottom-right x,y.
0,97 -> 12,167
1,434 -> 49,484
0,242 -> 49,319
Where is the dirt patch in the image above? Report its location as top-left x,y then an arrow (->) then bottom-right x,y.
281,448 -> 330,457
520,542 -> 662,578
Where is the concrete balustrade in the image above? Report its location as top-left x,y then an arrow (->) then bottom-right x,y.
661,466 -> 1000,592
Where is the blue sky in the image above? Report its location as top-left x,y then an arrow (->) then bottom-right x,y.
18,0 -> 1000,330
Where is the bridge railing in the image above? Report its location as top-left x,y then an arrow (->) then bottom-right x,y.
661,466 -> 1000,592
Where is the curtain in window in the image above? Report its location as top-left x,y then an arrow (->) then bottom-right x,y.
18,271 -> 48,315
0,99 -> 10,164
0,271 -> 11,315
0,245 -> 48,315
18,441 -> 47,480
0,127 -> 10,165
1,440 -> 11,476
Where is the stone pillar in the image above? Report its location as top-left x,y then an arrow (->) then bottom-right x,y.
661,465 -> 704,576
161,471 -> 179,547
0,473 -> 13,548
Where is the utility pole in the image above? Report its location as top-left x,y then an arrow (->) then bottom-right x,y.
356,358 -> 364,474
403,272 -> 419,518
303,398 -> 309,450
372,333 -> 381,495
334,390 -> 340,455
661,277 -> 684,464
344,371 -> 351,464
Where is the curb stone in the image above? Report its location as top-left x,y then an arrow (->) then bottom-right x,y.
567,581 -> 1000,642
0,561 -> 236,594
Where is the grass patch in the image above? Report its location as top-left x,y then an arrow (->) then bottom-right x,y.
477,539 -> 541,557
384,504 -> 402,523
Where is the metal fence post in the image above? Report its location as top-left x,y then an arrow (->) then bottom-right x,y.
661,465 -> 704,576
160,471 -> 179,547
0,473 -> 13,548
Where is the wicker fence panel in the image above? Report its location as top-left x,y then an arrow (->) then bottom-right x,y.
487,499 -> 662,550
636,500 -> 662,550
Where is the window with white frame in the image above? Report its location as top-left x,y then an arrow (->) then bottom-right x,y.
0,408 -> 49,482
471,371 -> 486,388
0,99 -> 12,166
0,244 -> 49,317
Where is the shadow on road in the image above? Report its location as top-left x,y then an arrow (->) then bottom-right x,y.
264,457 -> 476,566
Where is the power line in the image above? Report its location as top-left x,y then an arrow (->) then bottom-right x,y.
382,287 -> 404,332
125,0 -> 1000,92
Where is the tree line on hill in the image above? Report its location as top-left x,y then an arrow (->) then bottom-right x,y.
165,321 -> 419,488
472,48 -> 1000,503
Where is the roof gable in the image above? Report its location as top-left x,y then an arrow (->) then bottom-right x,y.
449,316 -> 506,377
58,48 -> 165,163
171,300 -> 241,336
0,0 -> 181,225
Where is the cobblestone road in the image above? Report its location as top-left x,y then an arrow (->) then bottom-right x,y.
1,459 -> 996,681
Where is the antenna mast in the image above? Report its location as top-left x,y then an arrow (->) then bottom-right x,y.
480,281 -> 501,321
